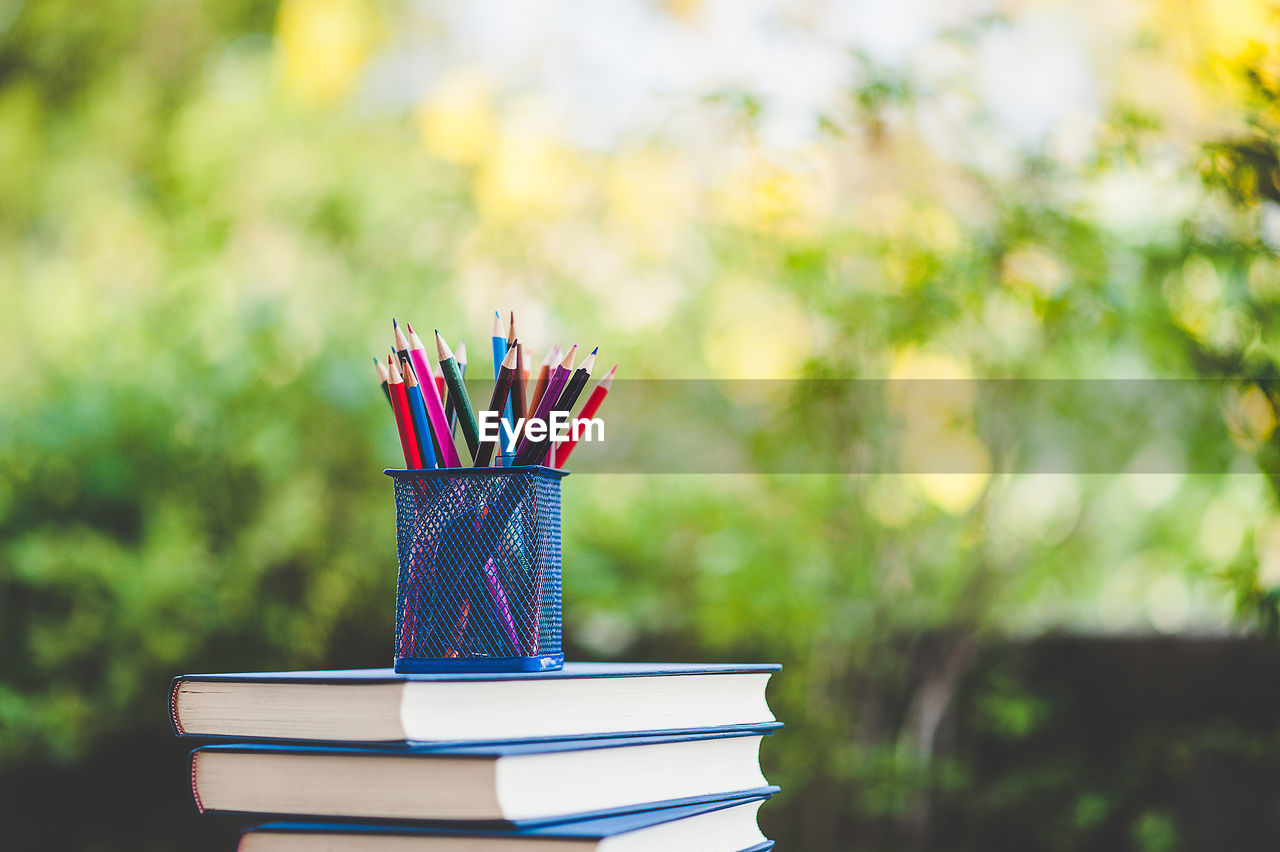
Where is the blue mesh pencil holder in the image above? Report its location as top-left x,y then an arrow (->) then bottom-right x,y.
386,465 -> 567,673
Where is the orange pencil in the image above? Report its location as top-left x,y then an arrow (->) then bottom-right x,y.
554,364 -> 615,469
528,343 -> 559,416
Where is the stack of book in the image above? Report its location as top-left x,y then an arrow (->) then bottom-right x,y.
169,662 -> 782,850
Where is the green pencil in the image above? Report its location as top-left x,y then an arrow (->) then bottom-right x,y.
436,330 -> 481,462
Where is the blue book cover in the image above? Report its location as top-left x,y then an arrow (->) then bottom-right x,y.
191,730 -> 781,825
194,724 -> 782,758
176,662 -> 781,684
171,662 -> 781,744
239,792 -> 777,850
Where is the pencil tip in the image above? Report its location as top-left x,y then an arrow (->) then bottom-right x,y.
590,346 -> 598,355
406,321 -> 414,335
393,317 -> 398,328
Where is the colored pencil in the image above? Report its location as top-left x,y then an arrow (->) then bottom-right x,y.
539,346 -> 597,466
514,344 -> 575,465
403,357 -> 439,469
392,318 -> 414,372
528,343 -> 559,416
511,340 -> 526,434
490,312 -> 513,463
554,363 -> 615,468
386,355 -> 423,468
444,337 -> 467,438
491,312 -> 509,391
433,364 -> 445,401
504,312 -> 521,464
436,330 -> 481,462
481,557 -> 521,655
394,319 -> 438,458
474,345 -> 519,468
374,357 -> 391,409
406,322 -> 462,468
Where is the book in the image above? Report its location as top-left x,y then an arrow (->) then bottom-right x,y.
191,729 -> 779,823
236,794 -> 776,851
170,663 -> 778,743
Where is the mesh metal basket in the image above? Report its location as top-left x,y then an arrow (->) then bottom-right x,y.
387,466 -> 566,673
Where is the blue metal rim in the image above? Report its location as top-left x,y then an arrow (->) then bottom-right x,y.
385,466 -> 569,480
394,654 -> 565,674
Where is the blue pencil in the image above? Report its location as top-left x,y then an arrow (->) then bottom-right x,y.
492,311 -> 514,464
402,364 -> 439,469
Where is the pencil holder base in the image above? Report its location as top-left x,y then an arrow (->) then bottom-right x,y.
394,653 -> 565,674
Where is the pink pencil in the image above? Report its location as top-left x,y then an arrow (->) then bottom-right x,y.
405,322 -> 462,468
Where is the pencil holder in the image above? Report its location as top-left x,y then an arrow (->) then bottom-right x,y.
386,466 -> 567,673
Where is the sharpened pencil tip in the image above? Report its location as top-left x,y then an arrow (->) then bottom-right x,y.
590,346 -> 598,355
435,331 -> 452,361
598,364 -> 617,390
405,321 -> 414,335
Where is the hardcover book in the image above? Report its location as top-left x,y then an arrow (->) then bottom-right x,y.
236,794 -> 777,851
191,729 -> 779,823
171,662 -> 779,743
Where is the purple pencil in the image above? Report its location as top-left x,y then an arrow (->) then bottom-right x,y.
480,558 -> 521,655
513,344 -> 575,463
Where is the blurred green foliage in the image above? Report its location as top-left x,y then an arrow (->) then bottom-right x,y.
6,1 -> 1280,849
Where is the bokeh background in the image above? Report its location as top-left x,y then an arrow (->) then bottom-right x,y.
8,0 -> 1280,849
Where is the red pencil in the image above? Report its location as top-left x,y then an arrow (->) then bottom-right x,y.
554,364 -> 615,469
387,355 -> 424,468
